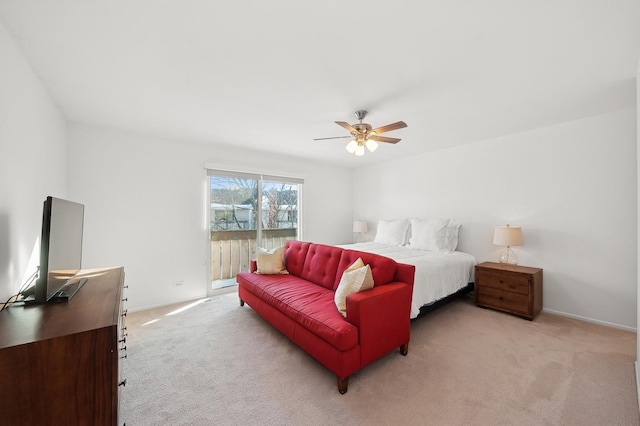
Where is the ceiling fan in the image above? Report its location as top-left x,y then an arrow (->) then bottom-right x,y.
314,110 -> 407,156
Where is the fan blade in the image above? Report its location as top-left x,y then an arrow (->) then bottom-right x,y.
313,136 -> 352,141
335,121 -> 358,133
372,121 -> 407,134
370,135 -> 401,144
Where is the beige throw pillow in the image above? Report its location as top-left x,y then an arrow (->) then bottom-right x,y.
334,258 -> 374,317
256,247 -> 289,275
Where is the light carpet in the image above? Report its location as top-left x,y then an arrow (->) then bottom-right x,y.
121,291 -> 639,425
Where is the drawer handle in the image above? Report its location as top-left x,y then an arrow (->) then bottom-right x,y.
121,354 -> 127,360
119,379 -> 127,387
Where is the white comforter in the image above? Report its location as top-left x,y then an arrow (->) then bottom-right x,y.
339,242 -> 476,319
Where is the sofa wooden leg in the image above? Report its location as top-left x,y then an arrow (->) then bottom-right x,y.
337,376 -> 349,394
240,299 -> 244,307
400,343 -> 409,356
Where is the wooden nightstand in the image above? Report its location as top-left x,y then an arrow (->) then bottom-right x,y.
474,262 -> 543,320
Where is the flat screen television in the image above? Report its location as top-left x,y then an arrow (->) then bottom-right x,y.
33,196 -> 85,302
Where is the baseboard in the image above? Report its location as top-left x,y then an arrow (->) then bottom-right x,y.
128,294 -> 209,313
542,308 -> 636,333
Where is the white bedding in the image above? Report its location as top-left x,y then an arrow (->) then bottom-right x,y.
339,242 -> 476,319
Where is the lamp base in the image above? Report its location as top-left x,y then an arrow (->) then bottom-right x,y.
498,247 -> 518,266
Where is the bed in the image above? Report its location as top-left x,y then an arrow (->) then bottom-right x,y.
339,218 -> 476,319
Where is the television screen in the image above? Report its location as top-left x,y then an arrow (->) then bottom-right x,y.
35,196 -> 85,302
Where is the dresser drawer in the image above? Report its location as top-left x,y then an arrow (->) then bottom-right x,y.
476,286 -> 529,315
477,269 -> 530,295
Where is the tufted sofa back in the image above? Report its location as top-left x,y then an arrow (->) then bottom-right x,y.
284,240 -> 399,291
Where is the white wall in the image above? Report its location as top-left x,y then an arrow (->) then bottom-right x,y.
0,22 -> 67,302
354,109 -> 637,330
68,123 -> 353,311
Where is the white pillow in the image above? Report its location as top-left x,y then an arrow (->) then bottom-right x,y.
444,223 -> 461,251
409,218 -> 451,251
334,258 -> 374,317
256,247 -> 289,274
373,219 -> 409,246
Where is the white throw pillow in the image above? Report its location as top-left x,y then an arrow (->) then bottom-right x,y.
409,218 -> 451,251
334,258 -> 374,317
256,246 -> 289,274
373,219 -> 409,246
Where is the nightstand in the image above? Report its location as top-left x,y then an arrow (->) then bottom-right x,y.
474,262 -> 543,320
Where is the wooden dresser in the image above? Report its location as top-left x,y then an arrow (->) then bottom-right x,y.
0,267 -> 127,426
475,262 -> 543,320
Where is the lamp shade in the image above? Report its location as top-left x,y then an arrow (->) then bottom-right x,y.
345,140 -> 358,153
365,139 -> 379,152
493,225 -> 523,247
353,220 -> 368,233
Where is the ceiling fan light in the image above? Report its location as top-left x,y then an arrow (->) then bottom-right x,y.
355,144 -> 365,156
345,140 -> 358,153
365,139 -> 379,152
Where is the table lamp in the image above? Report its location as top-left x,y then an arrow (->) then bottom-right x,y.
353,220 -> 368,243
493,224 -> 523,265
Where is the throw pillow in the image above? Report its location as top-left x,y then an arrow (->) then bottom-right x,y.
334,258 -> 374,317
256,246 -> 289,275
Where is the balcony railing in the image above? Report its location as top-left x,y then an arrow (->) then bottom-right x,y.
210,228 -> 297,281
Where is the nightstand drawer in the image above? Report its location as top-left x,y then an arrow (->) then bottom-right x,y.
476,286 -> 528,314
476,269 -> 529,295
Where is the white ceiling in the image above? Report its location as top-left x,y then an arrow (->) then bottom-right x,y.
1,1 -> 638,168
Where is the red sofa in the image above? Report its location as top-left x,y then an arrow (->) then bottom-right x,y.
237,240 -> 415,393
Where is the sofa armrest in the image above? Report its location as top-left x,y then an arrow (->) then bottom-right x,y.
345,282 -> 412,367
250,259 -> 257,273
394,263 -> 415,287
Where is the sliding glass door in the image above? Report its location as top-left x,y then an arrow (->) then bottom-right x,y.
208,170 -> 302,286
261,178 -> 298,245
